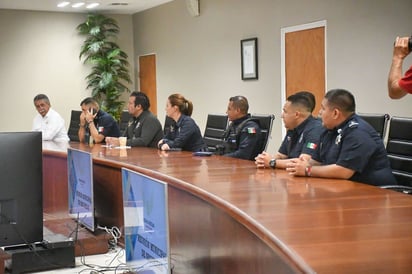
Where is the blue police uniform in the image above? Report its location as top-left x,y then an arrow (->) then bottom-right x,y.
85,110 -> 120,143
279,116 -> 323,158
162,114 -> 207,152
223,114 -> 262,160
313,114 -> 397,186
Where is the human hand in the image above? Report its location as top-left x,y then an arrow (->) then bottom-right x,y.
84,108 -> 97,123
286,156 -> 308,176
255,151 -> 270,168
157,139 -> 164,149
79,112 -> 86,126
160,143 -> 170,151
393,36 -> 410,59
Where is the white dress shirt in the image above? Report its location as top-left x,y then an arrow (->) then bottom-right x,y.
32,108 -> 69,141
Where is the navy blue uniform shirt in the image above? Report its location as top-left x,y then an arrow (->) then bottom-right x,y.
223,114 -> 262,160
163,114 -> 207,152
313,114 -> 397,186
279,116 -> 323,158
87,110 -> 120,139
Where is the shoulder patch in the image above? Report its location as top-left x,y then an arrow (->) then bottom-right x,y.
306,142 -> 317,149
247,127 -> 257,134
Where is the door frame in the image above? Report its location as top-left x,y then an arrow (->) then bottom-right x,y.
280,20 -> 327,136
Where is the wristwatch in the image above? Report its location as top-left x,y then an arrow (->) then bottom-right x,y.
269,158 -> 276,169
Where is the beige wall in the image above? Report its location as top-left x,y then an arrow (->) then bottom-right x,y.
0,10 -> 134,132
132,0 -> 412,153
0,0 -> 411,154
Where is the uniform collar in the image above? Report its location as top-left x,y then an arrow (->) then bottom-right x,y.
231,114 -> 251,125
292,115 -> 315,135
332,113 -> 357,133
175,114 -> 187,127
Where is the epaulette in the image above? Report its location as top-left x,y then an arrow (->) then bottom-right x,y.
348,121 -> 359,128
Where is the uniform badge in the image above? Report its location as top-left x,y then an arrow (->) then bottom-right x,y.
335,128 -> 342,145
98,126 -> 104,133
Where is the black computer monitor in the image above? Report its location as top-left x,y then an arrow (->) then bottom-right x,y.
0,132 -> 43,247
121,168 -> 170,273
67,148 -> 95,232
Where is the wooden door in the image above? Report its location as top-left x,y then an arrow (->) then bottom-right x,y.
139,54 -> 157,116
283,22 -> 326,117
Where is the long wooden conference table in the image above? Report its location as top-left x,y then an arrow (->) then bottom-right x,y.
42,141 -> 412,273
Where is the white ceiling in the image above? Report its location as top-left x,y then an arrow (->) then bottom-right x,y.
0,0 -> 174,15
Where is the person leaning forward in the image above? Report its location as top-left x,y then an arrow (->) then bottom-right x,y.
78,97 -> 120,144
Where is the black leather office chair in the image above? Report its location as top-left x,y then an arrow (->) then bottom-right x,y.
380,185 -> 412,195
251,114 -> 275,152
203,114 -> 228,152
386,116 -> 412,187
119,110 -> 131,136
67,110 -> 82,142
358,113 -> 390,139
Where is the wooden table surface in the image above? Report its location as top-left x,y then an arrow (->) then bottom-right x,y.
43,141 -> 412,273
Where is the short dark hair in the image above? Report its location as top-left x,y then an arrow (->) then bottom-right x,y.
324,89 -> 356,113
80,97 -> 97,106
287,91 -> 315,113
130,91 -> 150,111
229,95 -> 249,114
33,94 -> 50,104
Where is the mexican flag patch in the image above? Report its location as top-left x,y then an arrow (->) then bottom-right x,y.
306,142 -> 317,149
247,127 -> 257,134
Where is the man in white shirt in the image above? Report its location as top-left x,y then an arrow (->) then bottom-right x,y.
32,94 -> 69,142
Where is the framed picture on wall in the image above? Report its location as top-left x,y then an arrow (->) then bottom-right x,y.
241,37 -> 258,80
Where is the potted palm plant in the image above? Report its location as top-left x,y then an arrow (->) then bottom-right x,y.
77,13 -> 131,120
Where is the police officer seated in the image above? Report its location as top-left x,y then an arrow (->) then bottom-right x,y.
255,91 -> 323,169
217,96 -> 262,161
286,88 -> 397,187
